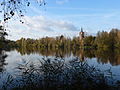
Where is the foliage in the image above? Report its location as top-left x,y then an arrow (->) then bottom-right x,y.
0,25 -> 17,50
0,25 -> 7,40
95,31 -> 111,49
0,25 -> 8,49
0,0 -> 46,22
16,35 -> 81,51
83,35 -> 96,48
15,28 -> 120,52
95,29 -> 120,49
0,57 -> 117,90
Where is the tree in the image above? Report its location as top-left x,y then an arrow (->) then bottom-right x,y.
0,25 -> 8,49
83,35 -> 96,47
0,0 -> 46,49
0,0 -> 46,22
0,25 -> 7,40
95,31 -> 110,49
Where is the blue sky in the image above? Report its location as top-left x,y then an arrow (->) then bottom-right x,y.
6,0 -> 120,40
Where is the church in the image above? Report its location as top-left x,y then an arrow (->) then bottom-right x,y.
79,28 -> 85,40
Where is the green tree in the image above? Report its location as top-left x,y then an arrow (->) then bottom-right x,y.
109,29 -> 120,48
83,35 -> 96,48
0,25 -> 8,49
95,31 -> 110,49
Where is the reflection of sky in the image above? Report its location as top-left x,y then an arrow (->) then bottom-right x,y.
5,50 -> 72,74
86,58 -> 120,81
3,0 -> 120,40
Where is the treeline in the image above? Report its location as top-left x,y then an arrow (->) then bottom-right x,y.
16,35 -> 81,50
0,39 -> 17,50
0,25 -> 17,50
95,29 -> 120,49
16,28 -> 120,50
83,28 -> 120,50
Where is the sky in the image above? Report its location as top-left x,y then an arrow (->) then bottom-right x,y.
5,0 -> 120,40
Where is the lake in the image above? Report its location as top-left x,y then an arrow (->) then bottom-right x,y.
0,49 -> 120,89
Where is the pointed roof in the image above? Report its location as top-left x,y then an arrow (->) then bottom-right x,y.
81,27 -> 83,32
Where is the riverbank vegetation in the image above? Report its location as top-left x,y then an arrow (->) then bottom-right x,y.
0,57 -> 119,90
1,28 -> 120,51
0,25 -> 17,50
16,28 -> 120,51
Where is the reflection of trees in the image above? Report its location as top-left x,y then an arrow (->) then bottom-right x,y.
95,49 -> 120,66
72,49 -> 85,61
16,47 -> 71,58
16,47 -> 120,66
0,50 -> 8,72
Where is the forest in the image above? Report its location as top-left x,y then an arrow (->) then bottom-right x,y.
15,28 -> 120,51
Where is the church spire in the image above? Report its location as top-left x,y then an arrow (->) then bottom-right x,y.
79,27 -> 84,40
81,27 -> 83,32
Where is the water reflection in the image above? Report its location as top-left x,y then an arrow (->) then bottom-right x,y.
0,50 -> 8,72
0,57 -> 116,89
0,49 -> 120,89
95,49 -> 120,66
16,48 -> 120,66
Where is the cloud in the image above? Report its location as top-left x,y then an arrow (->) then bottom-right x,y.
6,15 -> 79,40
22,16 -> 78,31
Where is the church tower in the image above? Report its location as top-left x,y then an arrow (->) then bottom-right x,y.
79,28 -> 84,40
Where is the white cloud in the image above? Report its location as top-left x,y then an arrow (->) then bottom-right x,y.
6,15 -> 79,40
22,16 -> 78,31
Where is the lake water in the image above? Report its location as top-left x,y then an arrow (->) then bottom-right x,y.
0,49 -> 120,89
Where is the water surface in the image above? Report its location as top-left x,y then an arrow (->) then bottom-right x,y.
0,49 -> 120,89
